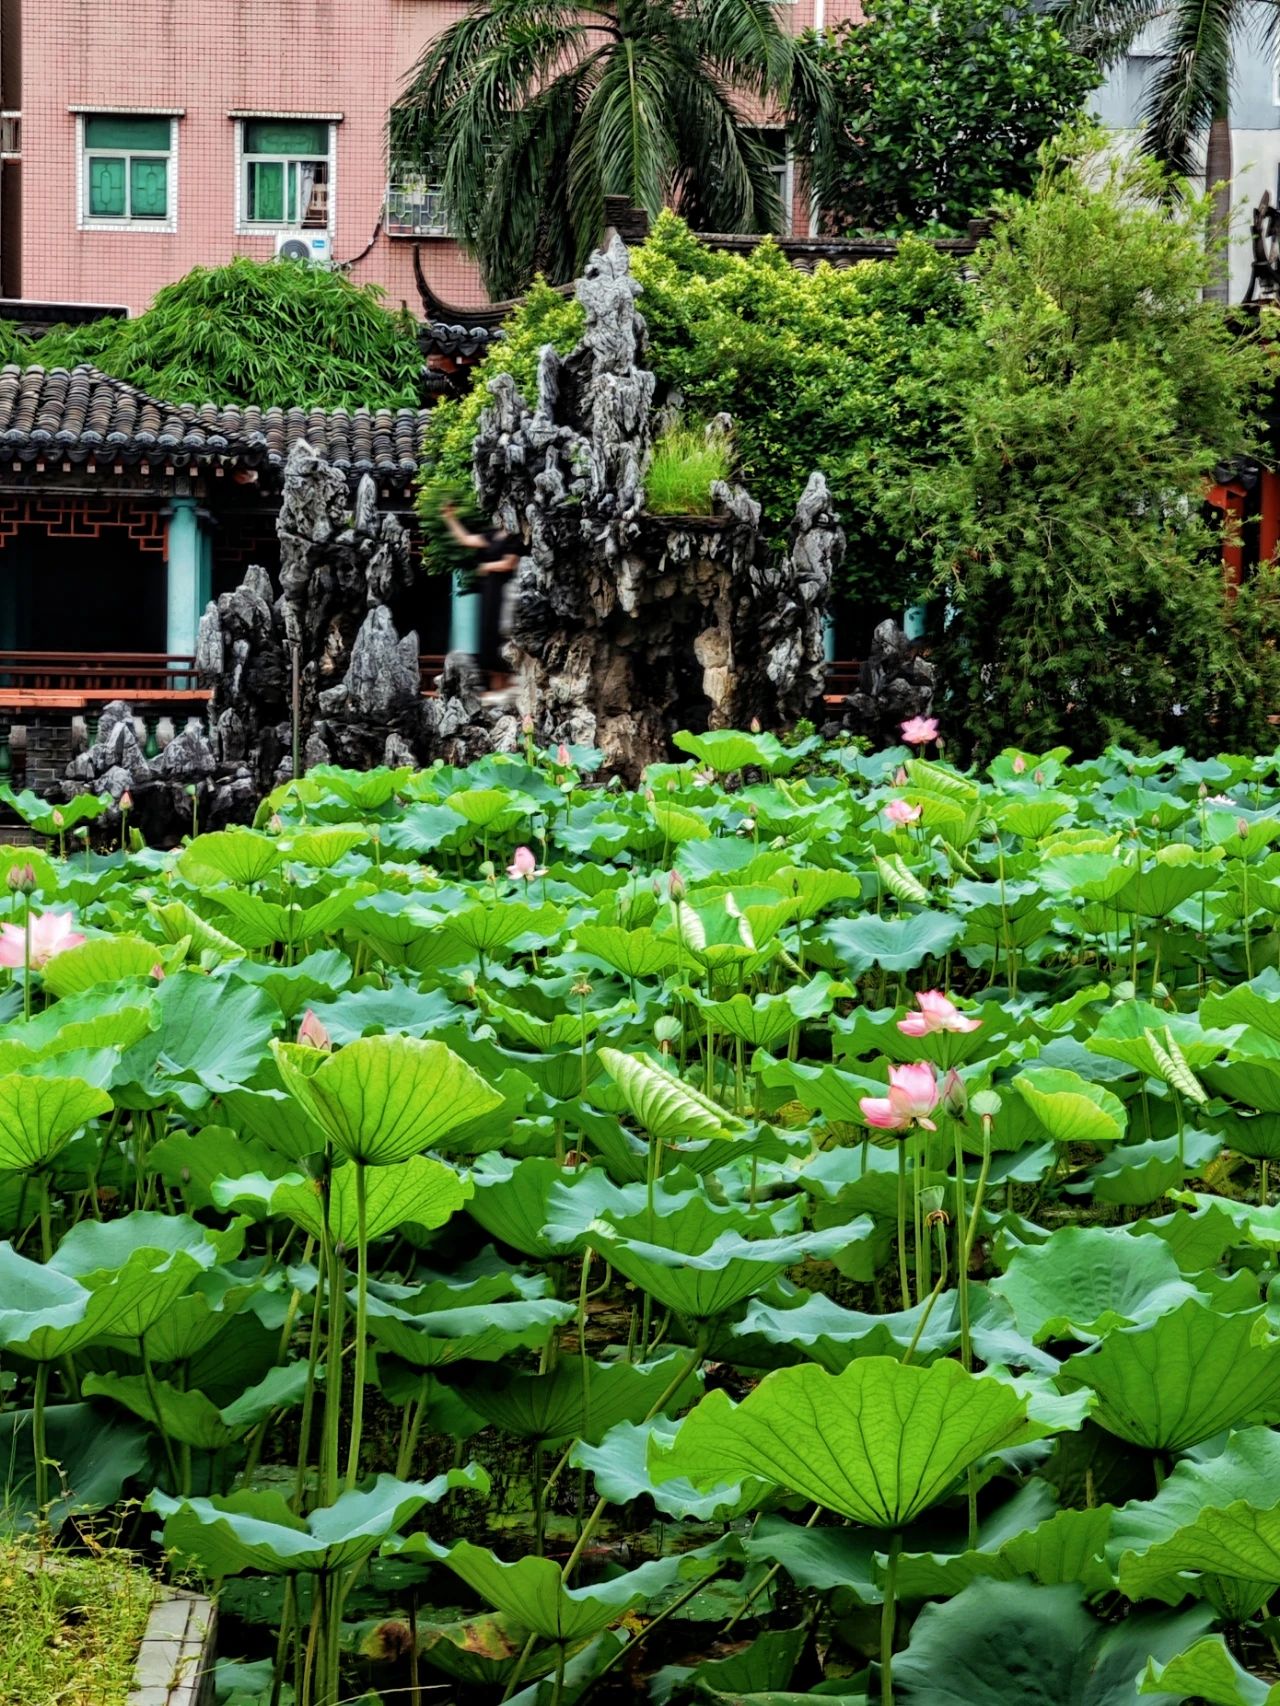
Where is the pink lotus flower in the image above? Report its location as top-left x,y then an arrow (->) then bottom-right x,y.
150,964 -> 166,982
901,717 -> 938,746
297,1009 -> 332,1052
507,845 -> 543,881
1012,756 -> 1027,775
942,1068 -> 968,1119
860,1062 -> 940,1133
885,799 -> 922,826
556,743 -> 571,767
0,910 -> 85,969
120,790 -> 133,812
667,870 -> 686,901
894,766 -> 909,786
897,990 -> 983,1038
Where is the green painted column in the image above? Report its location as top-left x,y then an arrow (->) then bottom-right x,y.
165,497 -> 211,668
823,610 -> 837,664
449,573 -> 481,655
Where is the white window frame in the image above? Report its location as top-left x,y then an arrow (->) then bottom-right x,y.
749,127 -> 794,236
234,117 -> 336,237
385,157 -> 450,239
75,110 -> 178,235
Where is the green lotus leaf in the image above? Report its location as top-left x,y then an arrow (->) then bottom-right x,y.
41,935 -> 174,998
666,1625 -> 808,1703
51,1209 -> 236,1280
227,948 -> 352,1021
1139,1637 -> 1280,1706
1011,1067 -> 1127,1145
1064,1300 -> 1280,1450
300,764 -> 411,813
408,1614 -> 528,1685
388,1536 -> 721,1644
894,1579 -> 1212,1705
83,1362 -> 311,1451
1202,968 -> 1280,1043
772,865 -> 863,921
0,998 -> 154,1069
439,902 -> 564,957
651,1358 -> 1064,1528
125,1266 -> 264,1363
0,786 -> 109,833
0,1400 -> 151,1531
650,801 -> 712,844
302,980 -> 465,1045
1110,846 -> 1222,917
571,1416 -> 766,1521
149,1467 -> 487,1576
1117,1496 -> 1280,1605
0,1242 -> 207,1360
475,989 -> 634,1051
820,911 -> 965,976
1086,1001 -> 1241,1074
673,728 -> 795,775
272,1033 -> 504,1164
284,825 -> 371,869
212,1154 -> 471,1243
1202,1053 -> 1280,1115
209,886 -> 371,949
120,973 -> 278,1107
1109,1427 -> 1280,1561
466,1155 -> 615,1258
443,786 -> 528,829
0,1072 -> 111,1172
596,1047 -> 739,1143
741,1511 -> 878,1596
147,1126 -> 290,1212
148,898 -> 244,961
682,991 -> 802,1051
453,1352 -> 702,1447
572,923 -> 679,982
220,1086 -> 326,1162
178,828 -> 282,886
1037,853 -> 1135,904
1067,1130 -> 1222,1206
990,1227 -> 1203,1343
365,1295 -> 575,1368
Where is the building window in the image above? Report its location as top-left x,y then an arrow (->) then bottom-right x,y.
240,119 -> 330,229
386,157 -> 449,237
749,128 -> 793,234
81,114 -> 172,225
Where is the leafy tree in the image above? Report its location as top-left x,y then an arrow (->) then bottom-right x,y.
1054,0 -> 1277,303
872,139 -> 1280,761
392,0 -> 829,299
0,259 -> 423,410
809,0 -> 1097,235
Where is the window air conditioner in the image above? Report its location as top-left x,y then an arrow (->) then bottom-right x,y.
275,232 -> 332,265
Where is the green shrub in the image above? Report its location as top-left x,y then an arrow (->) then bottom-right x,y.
644,419 -> 733,516
0,258 -> 423,410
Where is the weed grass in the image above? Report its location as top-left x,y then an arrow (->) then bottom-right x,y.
645,420 -> 732,516
0,1532 -> 155,1706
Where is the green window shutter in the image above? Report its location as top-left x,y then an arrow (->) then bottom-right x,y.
248,160 -> 284,222
244,120 -> 327,156
88,156 -> 127,217
130,157 -> 168,218
85,115 -> 170,151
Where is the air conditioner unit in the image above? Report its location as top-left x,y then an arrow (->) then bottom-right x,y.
275,232 -> 332,265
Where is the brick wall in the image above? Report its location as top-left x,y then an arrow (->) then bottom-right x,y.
18,0 -> 863,319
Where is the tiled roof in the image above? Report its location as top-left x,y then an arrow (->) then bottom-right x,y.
0,364 -> 433,487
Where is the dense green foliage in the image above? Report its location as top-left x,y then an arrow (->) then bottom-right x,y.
873,144 -> 1279,762
393,0 -> 828,298
418,212 -> 965,604
0,1532 -> 154,1705
811,0 -> 1097,234
10,735 -> 1280,1703
0,258 -> 423,410
643,418 -> 733,516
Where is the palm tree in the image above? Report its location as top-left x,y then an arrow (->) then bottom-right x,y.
1054,0 -> 1279,302
393,0 -> 830,298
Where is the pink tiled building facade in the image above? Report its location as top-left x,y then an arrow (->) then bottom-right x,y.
2,0 -> 860,317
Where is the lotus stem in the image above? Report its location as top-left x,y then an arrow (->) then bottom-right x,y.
320,1152 -> 344,1509
902,1222 -> 948,1367
880,1531 -> 902,1706
21,893 -> 30,1023
896,1141 -> 911,1306
344,1160 -> 370,1492
32,1360 -> 49,1517
952,1122 -> 971,1371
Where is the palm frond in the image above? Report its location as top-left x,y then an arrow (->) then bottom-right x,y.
568,36 -> 678,229
681,0 -> 800,97
1048,0 -> 1166,65
668,73 -> 782,236
1140,0 -> 1238,175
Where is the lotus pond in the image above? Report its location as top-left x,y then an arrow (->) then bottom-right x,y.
10,729 -> 1280,1705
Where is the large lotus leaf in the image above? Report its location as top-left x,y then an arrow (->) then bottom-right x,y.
476,990 -> 634,1052
990,1227 -> 1203,1343
1110,847 -> 1222,918
407,1613 -> 528,1685
389,1536 -> 722,1644
150,1467 -> 487,1576
738,1289 -> 1057,1376
0,1400 -> 151,1531
1170,1191 -> 1280,1252
148,898 -> 243,962
227,948 -> 352,1022
1117,1497 -> 1280,1604
1086,1002 -> 1241,1074
820,911 -> 965,976
1109,1428 -> 1280,1566
119,973 -> 278,1107
571,1417 -> 767,1521
40,934 -> 174,998
1203,969 -> 1280,1044
1139,1637 -> 1280,1706
207,886 -> 372,950
466,1155 -> 616,1258
573,924 -> 680,981
50,1209 -> 235,1280
272,1033 -> 504,1164
894,1579 -> 1213,1705
673,729 -> 795,775
284,825 -> 371,869
303,980 -> 466,1045
178,829 -> 282,886
212,1154 -> 470,1244
596,1048 -> 740,1143
1064,1300 -> 1280,1450
365,1295 -> 575,1368
772,865 -> 863,922
0,1072 -> 111,1171
453,1352 -> 703,1446
589,1213 -> 861,1321
124,1266 -> 262,1363
83,1362 -> 311,1451
301,764 -> 411,813
651,1358 -> 1063,1529
147,1126 -> 290,1213
1128,1201 -> 1243,1271
0,997 -> 154,1069
1037,853 -> 1136,904
439,902 -> 565,958
1067,1130 -> 1222,1207
1011,1068 -> 1127,1145
683,991 -> 806,1052
740,1512 -> 878,1597
0,1242 -> 206,1359
1202,1054 -> 1280,1115
220,1086 -> 326,1162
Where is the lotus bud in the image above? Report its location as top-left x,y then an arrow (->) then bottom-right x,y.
150,964 -> 166,981
970,1089 -> 1002,1120
651,874 -> 663,898
120,790 -> 133,813
269,813 -> 284,834
919,1185 -> 947,1221
52,809 -> 64,828
522,715 -> 534,735
181,1167 -> 191,1185
7,863 -> 36,895
557,743 -> 571,767
667,870 -> 686,901
644,787 -> 655,803
1033,769 -> 1044,786
1012,755 -> 1026,775
667,777 -> 677,792
479,859 -> 496,882
1239,818 -> 1250,840
894,767 -> 908,786
750,717 -> 761,734
184,785 -> 196,799
941,1068 -> 968,1119
297,1009 -> 332,1052
1198,783 -> 1208,799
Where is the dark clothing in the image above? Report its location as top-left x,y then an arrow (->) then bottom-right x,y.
476,529 -> 521,674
